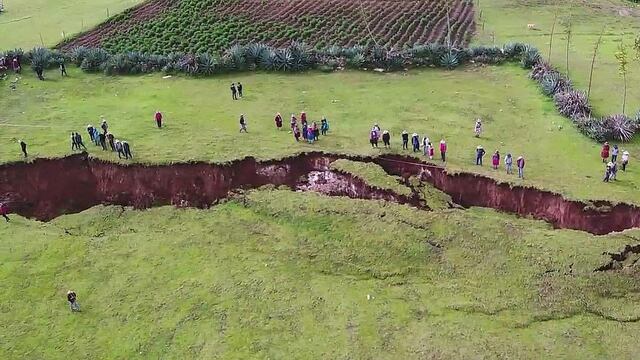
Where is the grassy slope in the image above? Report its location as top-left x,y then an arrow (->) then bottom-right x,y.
2,67 -> 640,203
330,159 -> 413,196
1,189 -> 639,358
0,0 -> 142,49
476,0 -> 640,116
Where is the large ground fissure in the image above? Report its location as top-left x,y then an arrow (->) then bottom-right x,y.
1,152 -> 638,235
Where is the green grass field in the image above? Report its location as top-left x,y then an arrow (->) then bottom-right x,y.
2,66 -> 640,203
2,189 -> 639,359
0,0 -> 143,49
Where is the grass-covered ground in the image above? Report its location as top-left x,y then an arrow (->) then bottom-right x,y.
0,0 -> 143,49
477,0 -> 640,115
1,189 -> 639,358
2,66 -> 640,203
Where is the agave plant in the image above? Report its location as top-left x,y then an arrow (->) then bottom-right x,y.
346,53 -> 365,69
529,61 -> 553,81
102,53 -> 130,75
245,43 -> 270,66
502,42 -> 526,60
540,72 -> 571,96
553,90 -> 591,120
80,48 -> 110,73
601,114 -> 637,142
70,46 -> 90,66
29,47 -> 51,80
324,45 -> 342,57
520,45 -> 540,69
196,53 -> 218,75
439,52 -> 459,69
342,45 -> 365,59
385,51 -> 404,70
226,44 -> 246,70
258,49 -> 276,70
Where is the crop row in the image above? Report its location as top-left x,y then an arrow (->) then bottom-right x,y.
60,0 -> 475,54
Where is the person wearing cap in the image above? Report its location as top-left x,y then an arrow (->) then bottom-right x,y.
474,119 -> 482,137
411,133 -> 420,152
622,151 -> 630,171
505,153 -> 513,174
439,139 -> 447,162
67,290 -> 80,312
475,145 -> 485,165
382,130 -> 390,148
401,130 -> 409,150
155,111 -> 163,128
517,156 -> 525,179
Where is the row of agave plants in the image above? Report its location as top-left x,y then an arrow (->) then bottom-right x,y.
1,42 -> 638,141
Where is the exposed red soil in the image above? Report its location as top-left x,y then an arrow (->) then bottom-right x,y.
58,0 -> 177,51
1,152 -> 640,235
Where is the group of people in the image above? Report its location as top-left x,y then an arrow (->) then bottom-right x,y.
474,147 -> 526,178
287,112 -> 329,143
367,124 -> 449,162
601,142 -> 630,182
0,55 -> 21,74
84,118 -> 133,159
230,82 -> 244,100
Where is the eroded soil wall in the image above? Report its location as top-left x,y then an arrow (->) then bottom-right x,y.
1,152 -> 640,235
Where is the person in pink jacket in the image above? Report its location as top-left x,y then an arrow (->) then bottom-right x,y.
492,150 -> 500,170
517,156 -> 525,179
439,139 -> 447,162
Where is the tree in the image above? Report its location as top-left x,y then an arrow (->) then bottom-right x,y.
30,47 -> 51,81
615,38 -> 629,114
587,25 -> 605,100
548,13 -> 558,63
563,11 -> 572,77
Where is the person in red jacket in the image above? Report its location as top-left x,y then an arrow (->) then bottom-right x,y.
155,111 -> 162,128
0,202 -> 9,222
439,139 -> 447,162
601,142 -> 610,163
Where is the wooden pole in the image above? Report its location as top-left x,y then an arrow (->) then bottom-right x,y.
587,25 -> 605,100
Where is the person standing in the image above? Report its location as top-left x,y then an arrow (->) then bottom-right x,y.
290,114 -> 297,132
239,114 -> 247,133
115,140 -> 124,159
293,124 -> 301,141
505,153 -> 513,174
517,156 -> 525,179
274,113 -> 283,130
75,132 -> 86,150
71,132 -> 78,150
67,290 -> 80,312
411,133 -> 420,152
0,202 -> 9,222
422,136 -> 430,156
611,144 -> 619,162
475,145 -> 485,166
301,112 -> 307,127
155,111 -> 163,128
492,150 -> 500,170
307,127 -> 315,144
622,151 -> 630,171
92,128 -> 100,145
601,142 -> 610,163
59,62 -> 67,76
402,130 -> 409,150
439,139 -> 447,162
474,119 -> 482,138
230,83 -> 238,100
382,130 -> 390,148
302,122 -> 308,141
370,128 -> 379,148
603,162 -> 612,182
428,142 -> 434,160
98,133 -> 107,150
19,140 -> 27,157
100,119 -> 108,134
106,133 -> 115,151
320,117 -> 329,136
122,141 -> 132,159
610,161 -> 618,181
237,82 -> 243,98
312,122 -> 320,141
87,125 -> 95,143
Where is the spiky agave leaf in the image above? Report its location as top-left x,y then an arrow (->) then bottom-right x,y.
273,49 -> 294,71
520,45 -> 540,69
346,53 -> 365,69
553,90 -> 591,120
601,114 -> 637,142
196,53 -> 218,75
80,48 -> 110,72
540,72 -> 572,96
29,47 -> 51,72
245,43 -> 270,65
439,52 -> 459,69
503,42 -> 526,59
226,44 -> 246,70
342,45 -> 365,58
529,61 -> 553,81
258,49 -> 276,70
70,46 -> 90,66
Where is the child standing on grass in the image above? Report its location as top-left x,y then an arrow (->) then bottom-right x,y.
302,123 -> 308,141
492,150 -> 500,170
505,153 -> 513,174
307,127 -> 315,144
601,142 -> 610,163
402,131 -> 409,150
428,142 -> 434,160
67,290 -> 80,312
313,122 -> 319,141
517,156 -> 525,179
622,151 -> 630,171
603,162 -> 612,182
239,114 -> 247,133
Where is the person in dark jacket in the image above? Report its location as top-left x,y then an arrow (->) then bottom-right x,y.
87,125 -> 95,143
122,141 -> 132,159
155,111 -> 163,128
239,114 -> 247,132
67,290 -> 80,312
106,133 -> 115,151
60,62 -> 67,76
230,83 -> 238,100
401,130 -> 409,150
71,132 -> 78,150
476,145 -> 486,165
411,133 -> 420,152
19,140 -> 27,157
98,133 -> 107,150
517,156 -> 526,179
75,132 -> 86,150
237,82 -> 243,98
382,130 -> 391,148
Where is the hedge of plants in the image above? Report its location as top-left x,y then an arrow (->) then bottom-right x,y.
2,42 -> 639,142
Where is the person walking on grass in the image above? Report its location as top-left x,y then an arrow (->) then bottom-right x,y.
313,122 -> 319,141
59,61 -> 67,77
422,136 -> 430,156
603,162 -> 612,182
106,133 -> 115,151
274,113 -> 283,130
370,128 -> 379,148
302,122 -> 308,141
293,124 -> 301,142
75,132 -> 86,150
411,133 -> 420,152
505,153 -> 513,174
301,111 -> 307,127
230,83 -> 238,100
239,114 -> 247,133
307,126 -> 315,144
474,119 -> 482,138
601,142 -> 610,163
87,125 -> 95,143
382,130 -> 390,148
99,133 -> 107,150
428,141 -> 435,160
92,127 -> 100,146
290,114 -> 297,132
0,202 -> 9,222
492,150 -> 500,170
123,141 -> 132,159
610,161 -> 618,181
71,132 -> 78,151
101,119 -> 108,134
401,130 -> 409,150
19,140 -> 27,157
611,144 -> 619,162
622,151 -> 630,171
321,117 -> 329,135
155,111 -> 163,128
237,82 -> 243,98
475,145 -> 485,166
67,290 -> 80,312
440,139 -> 447,162
115,140 -> 125,159
517,156 -> 525,179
